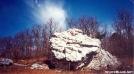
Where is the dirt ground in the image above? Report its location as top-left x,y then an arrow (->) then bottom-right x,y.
0,57 -> 133,74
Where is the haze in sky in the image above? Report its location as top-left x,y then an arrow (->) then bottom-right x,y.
0,0 -> 133,37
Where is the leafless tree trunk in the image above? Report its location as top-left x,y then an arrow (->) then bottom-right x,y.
46,18 -> 58,39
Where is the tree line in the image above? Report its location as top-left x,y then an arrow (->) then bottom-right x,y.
0,9 -> 133,60
0,18 -> 58,59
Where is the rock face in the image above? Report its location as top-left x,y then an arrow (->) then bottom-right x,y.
0,58 -> 13,66
50,28 -> 120,70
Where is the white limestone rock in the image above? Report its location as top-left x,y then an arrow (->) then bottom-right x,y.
50,28 -> 120,70
30,63 -> 49,69
0,58 -> 13,66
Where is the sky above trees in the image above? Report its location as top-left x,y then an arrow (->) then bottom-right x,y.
0,0 -> 133,37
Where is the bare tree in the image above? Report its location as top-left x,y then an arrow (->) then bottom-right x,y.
67,16 -> 101,38
0,36 -> 13,58
42,25 -> 50,56
31,25 -> 42,58
66,18 -> 78,28
111,9 -> 134,57
46,18 -> 58,38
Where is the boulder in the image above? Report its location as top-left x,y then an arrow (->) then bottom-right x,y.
30,63 -> 49,69
50,28 -> 120,70
0,58 -> 13,66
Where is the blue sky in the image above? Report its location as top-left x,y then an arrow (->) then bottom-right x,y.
0,0 -> 133,37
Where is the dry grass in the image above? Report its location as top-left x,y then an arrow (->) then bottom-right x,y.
14,57 -> 48,64
0,57 -> 133,74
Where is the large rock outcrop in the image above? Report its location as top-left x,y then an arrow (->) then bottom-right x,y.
50,28 -> 120,70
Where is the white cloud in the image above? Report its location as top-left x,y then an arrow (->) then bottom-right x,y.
24,0 -> 67,29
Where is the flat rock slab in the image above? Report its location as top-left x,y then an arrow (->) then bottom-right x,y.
13,63 -> 27,66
